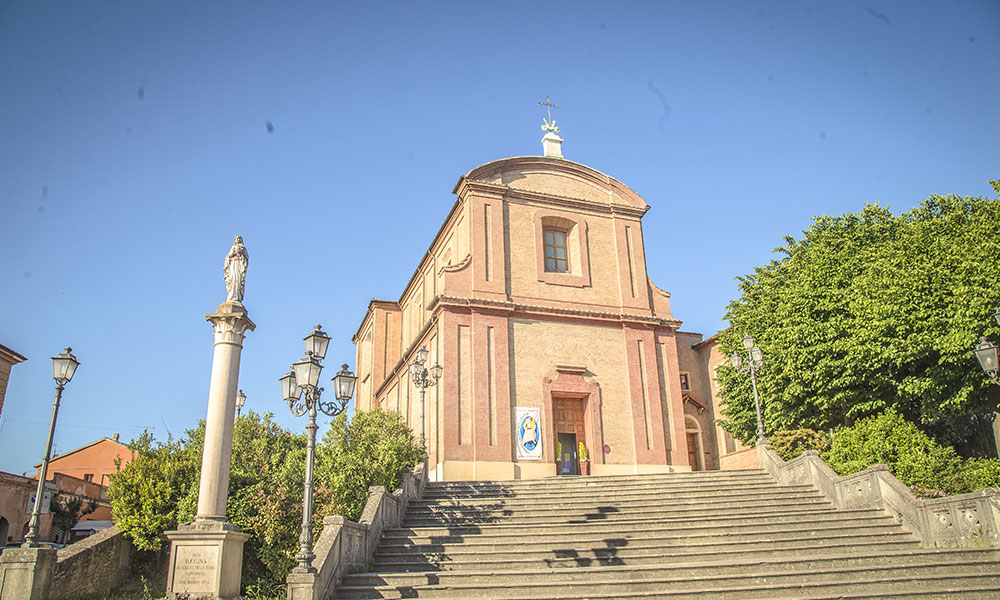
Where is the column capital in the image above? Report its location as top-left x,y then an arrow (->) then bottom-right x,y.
206,303 -> 256,345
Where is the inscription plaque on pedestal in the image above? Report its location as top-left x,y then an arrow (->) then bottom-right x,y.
172,545 -> 218,591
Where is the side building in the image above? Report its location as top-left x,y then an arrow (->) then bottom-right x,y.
353,138 -> 720,481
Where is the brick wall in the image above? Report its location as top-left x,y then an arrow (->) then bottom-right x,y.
50,526 -> 133,600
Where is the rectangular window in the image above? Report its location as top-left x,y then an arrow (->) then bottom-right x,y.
680,372 -> 691,391
724,431 -> 737,453
543,229 -> 568,272
83,474 -> 94,483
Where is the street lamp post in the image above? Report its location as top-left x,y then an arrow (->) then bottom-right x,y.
409,346 -> 442,443
730,334 -> 766,443
24,347 -> 79,547
279,325 -> 357,572
235,389 -> 246,418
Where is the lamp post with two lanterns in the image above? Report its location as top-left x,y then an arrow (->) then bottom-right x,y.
730,334 -> 766,443
279,325 -> 357,572
409,346 -> 442,443
24,347 -> 80,547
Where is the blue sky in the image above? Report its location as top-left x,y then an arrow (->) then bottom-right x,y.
1,1 -> 997,474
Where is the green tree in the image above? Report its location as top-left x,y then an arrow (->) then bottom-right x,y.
717,182 -> 1000,451
315,408 -> 425,521
107,431 -> 199,551
108,409 -> 424,591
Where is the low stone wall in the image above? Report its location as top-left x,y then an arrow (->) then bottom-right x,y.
286,462 -> 427,600
757,443 -> 1000,547
50,525 -> 133,600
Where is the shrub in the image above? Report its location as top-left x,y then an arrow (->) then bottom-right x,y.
957,457 -> 1000,491
769,429 -> 831,461
824,409 -> 989,495
314,408 -> 426,521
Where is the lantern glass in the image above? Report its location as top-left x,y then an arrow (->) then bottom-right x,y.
236,389 -> 246,408
742,334 -> 754,351
293,354 -> 323,389
51,347 -> 79,384
410,361 -> 422,381
304,325 -> 331,360
332,364 -> 358,402
430,363 -> 443,381
751,346 -> 763,363
416,346 -> 429,365
730,352 -> 742,370
975,337 -> 999,376
280,371 -> 300,402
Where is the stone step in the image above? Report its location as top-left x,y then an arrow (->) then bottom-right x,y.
402,502 -> 844,528
423,474 -> 776,493
413,485 -> 819,507
334,566 -> 1000,598
425,470 -> 767,489
420,478 -> 785,499
372,538 -> 923,572
375,527 -> 915,557
384,512 -> 898,544
347,547 -> 1000,587
411,488 -> 826,512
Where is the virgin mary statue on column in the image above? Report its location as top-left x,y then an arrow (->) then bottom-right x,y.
224,235 -> 249,303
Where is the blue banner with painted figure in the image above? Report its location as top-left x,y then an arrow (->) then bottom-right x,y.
515,407 -> 542,460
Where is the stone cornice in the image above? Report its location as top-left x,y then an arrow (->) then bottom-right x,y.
428,295 -> 683,329
459,155 -> 648,209
503,188 -> 648,219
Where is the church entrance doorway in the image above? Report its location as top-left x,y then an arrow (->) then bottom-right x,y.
553,397 -> 586,476
557,432 -> 578,475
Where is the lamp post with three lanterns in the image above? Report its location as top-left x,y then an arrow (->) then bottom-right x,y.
279,325 -> 357,572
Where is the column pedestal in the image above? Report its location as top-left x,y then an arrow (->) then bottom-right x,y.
166,301 -> 254,599
0,547 -> 56,600
165,520 -> 249,600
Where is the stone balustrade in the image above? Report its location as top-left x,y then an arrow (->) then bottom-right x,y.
757,443 -> 1000,547
286,462 -> 427,600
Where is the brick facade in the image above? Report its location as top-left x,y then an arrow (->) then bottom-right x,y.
354,153 -> 725,481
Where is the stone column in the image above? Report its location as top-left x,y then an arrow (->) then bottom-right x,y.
197,301 -> 255,518
165,300 -> 254,600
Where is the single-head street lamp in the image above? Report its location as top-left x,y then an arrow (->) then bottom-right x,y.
409,345 -> 442,443
731,334 -> 766,443
280,326 -> 356,573
976,336 -> 999,384
25,347 -> 79,547
51,347 -> 80,385
235,389 -> 246,418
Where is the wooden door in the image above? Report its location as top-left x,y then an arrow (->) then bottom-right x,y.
686,432 -> 700,471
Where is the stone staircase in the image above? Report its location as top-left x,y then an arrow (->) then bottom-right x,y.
335,470 -> 1000,599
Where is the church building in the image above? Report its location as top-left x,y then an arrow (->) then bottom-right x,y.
353,129 -> 725,481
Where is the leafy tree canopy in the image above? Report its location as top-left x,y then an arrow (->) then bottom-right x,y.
108,408 -> 423,591
314,408 -> 426,521
716,182 -> 1000,451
